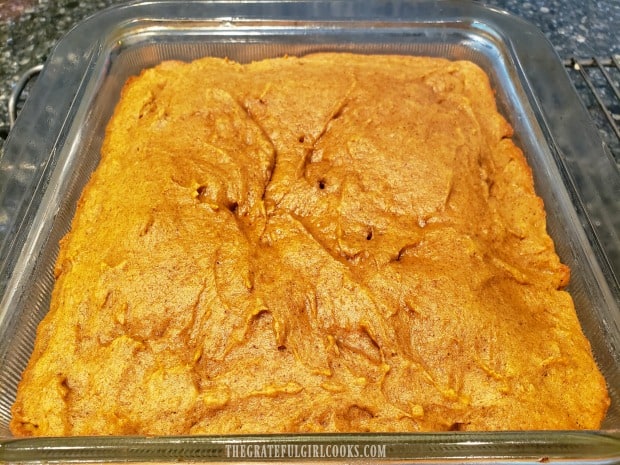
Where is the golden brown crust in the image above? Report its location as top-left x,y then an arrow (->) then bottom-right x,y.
10,53 -> 608,436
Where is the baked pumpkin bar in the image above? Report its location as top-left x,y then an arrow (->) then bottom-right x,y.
11,53 -> 609,435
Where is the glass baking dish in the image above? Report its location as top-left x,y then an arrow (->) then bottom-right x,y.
0,0 -> 619,463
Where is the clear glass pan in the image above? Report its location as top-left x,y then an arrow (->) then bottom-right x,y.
0,1 -> 619,463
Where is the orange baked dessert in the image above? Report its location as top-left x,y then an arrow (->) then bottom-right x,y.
10,53 -> 609,435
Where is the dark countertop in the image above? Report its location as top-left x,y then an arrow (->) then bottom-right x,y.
0,1 -> 618,136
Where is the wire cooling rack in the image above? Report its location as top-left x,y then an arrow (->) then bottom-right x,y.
0,64 -> 41,145
564,56 -> 620,166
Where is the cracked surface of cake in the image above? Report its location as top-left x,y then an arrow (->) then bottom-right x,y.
10,53 -> 609,435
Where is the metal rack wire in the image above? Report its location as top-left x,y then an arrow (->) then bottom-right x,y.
0,65 -> 41,146
564,56 -> 620,166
